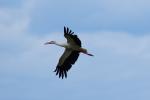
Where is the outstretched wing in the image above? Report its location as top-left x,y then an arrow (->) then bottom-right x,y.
64,26 -> 82,47
54,49 -> 80,79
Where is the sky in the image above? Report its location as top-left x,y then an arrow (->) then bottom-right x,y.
0,0 -> 150,100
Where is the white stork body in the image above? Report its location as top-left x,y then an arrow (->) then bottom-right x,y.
45,27 -> 93,79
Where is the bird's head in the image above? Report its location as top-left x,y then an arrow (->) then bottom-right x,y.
44,41 -> 56,45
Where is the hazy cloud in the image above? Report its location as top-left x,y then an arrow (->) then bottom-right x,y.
1,0 -> 150,100
27,0 -> 150,34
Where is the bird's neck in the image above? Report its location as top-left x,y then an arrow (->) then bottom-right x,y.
54,42 -> 68,48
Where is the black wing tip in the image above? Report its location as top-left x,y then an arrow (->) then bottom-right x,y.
64,26 -> 81,46
64,26 -> 67,31
64,26 -> 74,34
64,26 -> 68,29
64,26 -> 68,31
54,66 -> 67,79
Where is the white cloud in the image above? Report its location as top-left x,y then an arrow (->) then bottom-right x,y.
0,0 -> 36,38
2,30 -> 150,82
80,32 -> 150,58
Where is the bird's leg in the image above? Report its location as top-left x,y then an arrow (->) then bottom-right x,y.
86,53 -> 94,56
79,48 -> 94,56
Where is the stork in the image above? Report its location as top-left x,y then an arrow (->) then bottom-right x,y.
45,27 -> 93,79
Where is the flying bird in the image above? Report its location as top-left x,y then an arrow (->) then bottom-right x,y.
45,27 -> 93,79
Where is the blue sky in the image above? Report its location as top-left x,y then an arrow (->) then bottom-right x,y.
0,0 -> 150,100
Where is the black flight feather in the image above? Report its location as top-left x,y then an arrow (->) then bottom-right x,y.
64,26 -> 81,47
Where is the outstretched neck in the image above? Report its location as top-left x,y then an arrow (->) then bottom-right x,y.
44,41 -> 68,48
54,42 -> 68,48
